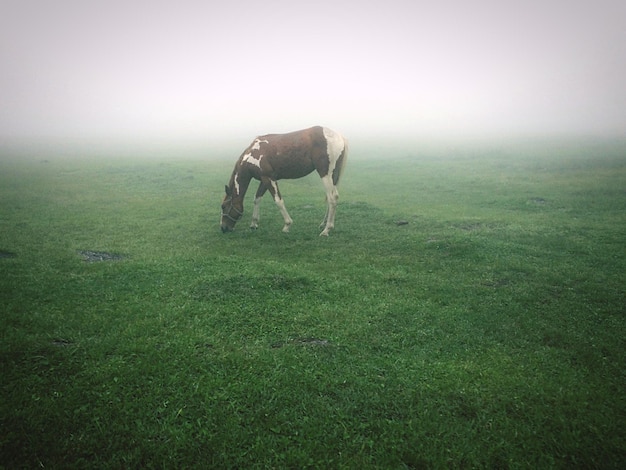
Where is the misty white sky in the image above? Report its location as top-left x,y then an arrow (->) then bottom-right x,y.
1,0 -> 625,149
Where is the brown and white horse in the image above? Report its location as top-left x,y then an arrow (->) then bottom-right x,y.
221,126 -> 348,236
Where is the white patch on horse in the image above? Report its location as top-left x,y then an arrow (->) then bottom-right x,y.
234,173 -> 240,194
242,139 -> 268,168
242,153 -> 262,168
252,138 -> 268,150
323,126 -> 344,177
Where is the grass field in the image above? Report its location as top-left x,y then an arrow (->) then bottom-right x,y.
1,138 -> 625,468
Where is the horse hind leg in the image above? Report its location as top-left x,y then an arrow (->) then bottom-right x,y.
320,175 -> 339,236
319,207 -> 329,230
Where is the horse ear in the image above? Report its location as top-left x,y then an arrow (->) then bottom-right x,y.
225,185 -> 231,196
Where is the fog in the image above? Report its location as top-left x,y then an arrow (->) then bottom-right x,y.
1,0 -> 624,157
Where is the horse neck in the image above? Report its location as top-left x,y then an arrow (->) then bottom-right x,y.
231,163 -> 253,200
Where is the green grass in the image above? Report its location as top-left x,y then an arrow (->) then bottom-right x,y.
1,139 -> 625,468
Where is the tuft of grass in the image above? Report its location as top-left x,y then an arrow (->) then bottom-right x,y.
1,140 -> 625,468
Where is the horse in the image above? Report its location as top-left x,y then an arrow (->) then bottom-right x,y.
220,126 -> 348,236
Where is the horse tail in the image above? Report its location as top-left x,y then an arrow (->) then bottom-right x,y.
333,135 -> 349,186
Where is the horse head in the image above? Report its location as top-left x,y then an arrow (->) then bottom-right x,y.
220,184 -> 244,233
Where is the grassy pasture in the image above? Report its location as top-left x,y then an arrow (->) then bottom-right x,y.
1,139 -> 625,468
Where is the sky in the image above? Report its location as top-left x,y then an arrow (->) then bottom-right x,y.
1,0 -> 625,153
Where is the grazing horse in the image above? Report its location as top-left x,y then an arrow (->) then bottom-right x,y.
221,126 -> 348,236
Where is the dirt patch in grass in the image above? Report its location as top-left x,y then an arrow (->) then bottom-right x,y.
272,337 -> 330,348
481,278 -> 511,288
458,222 -> 483,231
0,249 -> 17,259
78,250 -> 125,262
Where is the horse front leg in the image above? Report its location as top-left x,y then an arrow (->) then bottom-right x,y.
264,178 -> 293,232
250,182 -> 268,229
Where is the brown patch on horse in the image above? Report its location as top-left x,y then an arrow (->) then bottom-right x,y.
240,127 -> 328,179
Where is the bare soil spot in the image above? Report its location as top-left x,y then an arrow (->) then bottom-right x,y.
481,278 -> 511,288
0,250 -> 17,259
78,250 -> 125,262
272,337 -> 330,348
458,222 -> 483,231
